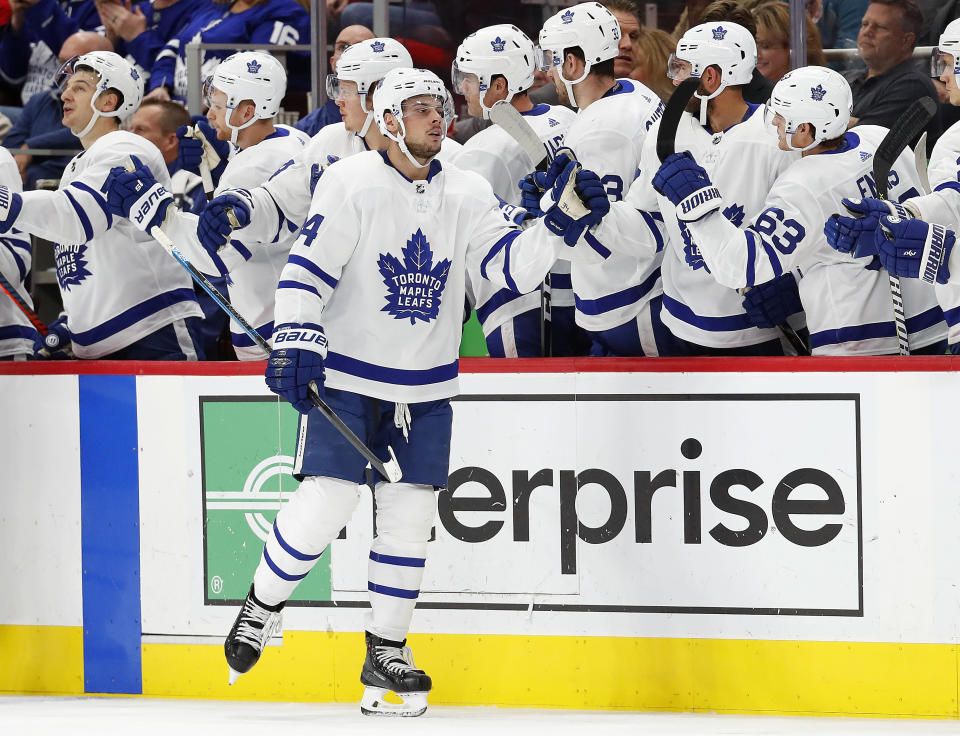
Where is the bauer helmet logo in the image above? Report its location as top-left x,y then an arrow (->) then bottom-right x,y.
491,36 -> 506,53
371,41 -> 386,53
712,26 -> 727,40
561,10 -> 574,24
247,60 -> 262,74
810,84 -> 827,101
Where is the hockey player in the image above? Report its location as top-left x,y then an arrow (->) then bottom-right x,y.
220,67 -> 609,716
652,65 -> 946,355
0,50 -> 204,360
104,51 -> 309,359
532,1 -> 670,356
0,148 -> 38,360
452,23 -> 580,357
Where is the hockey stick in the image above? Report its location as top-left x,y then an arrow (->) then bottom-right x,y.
185,125 -> 215,201
873,95 -> 937,356
0,268 -> 46,335
914,131 -> 930,194
144,222 -> 402,483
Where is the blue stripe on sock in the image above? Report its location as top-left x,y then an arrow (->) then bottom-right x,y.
369,551 -> 425,568
368,582 -> 420,599
273,521 -> 323,561
263,546 -> 309,581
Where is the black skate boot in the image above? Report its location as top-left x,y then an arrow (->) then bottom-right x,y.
359,631 -> 432,717
224,585 -> 284,685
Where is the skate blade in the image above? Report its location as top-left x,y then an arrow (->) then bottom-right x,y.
228,667 -> 242,685
360,687 -> 427,717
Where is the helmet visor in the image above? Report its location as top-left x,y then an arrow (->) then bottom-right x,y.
55,55 -> 98,92
202,76 -> 233,112
667,53 -> 695,81
326,74 -> 360,102
537,47 -> 561,72
932,48 -> 953,78
451,60 -> 480,95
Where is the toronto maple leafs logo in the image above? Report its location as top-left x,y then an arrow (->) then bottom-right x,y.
130,67 -> 140,81
54,243 -> 92,290
247,60 -> 261,74
561,9 -> 574,24
371,40 -> 385,53
810,84 -> 826,101
723,202 -> 745,227
491,36 -> 506,52
679,222 -> 710,273
378,230 -> 450,324
712,26 -> 727,40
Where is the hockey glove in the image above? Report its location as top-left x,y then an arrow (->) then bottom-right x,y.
543,162 -> 609,246
176,119 -> 231,187
823,197 -> 910,259
102,155 -> 173,233
876,215 -> 955,284
265,323 -> 328,414
0,185 -> 22,234
33,315 -> 73,359
197,188 -> 253,257
742,273 -> 804,329
518,148 -> 575,217
652,151 -> 721,222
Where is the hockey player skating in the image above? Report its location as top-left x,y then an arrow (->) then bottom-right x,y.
651,65 -> 946,355
0,51 -> 204,360
104,51 -> 310,359
219,67 -> 609,716
0,148 -> 37,360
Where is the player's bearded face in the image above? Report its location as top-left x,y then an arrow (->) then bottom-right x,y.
401,96 -> 445,162
205,88 -> 232,141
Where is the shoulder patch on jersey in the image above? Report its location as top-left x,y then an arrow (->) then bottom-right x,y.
54,242 -> 92,291
378,229 -> 450,324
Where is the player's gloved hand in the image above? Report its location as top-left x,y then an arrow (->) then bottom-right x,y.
876,214 -> 955,284
0,184 -> 23,234
519,148 -> 575,217
652,151 -> 721,222
264,323 -> 328,414
823,197 -> 910,259
33,315 -> 73,359
742,273 -> 804,329
176,119 -> 231,186
102,155 -> 173,232
543,161 -> 610,246
197,188 -> 252,256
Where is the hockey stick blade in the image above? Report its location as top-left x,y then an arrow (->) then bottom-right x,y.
914,131 -> 930,194
873,96 -> 936,199
488,100 -> 550,171
657,77 -> 699,162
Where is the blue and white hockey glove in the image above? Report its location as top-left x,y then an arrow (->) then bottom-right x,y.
518,148 -> 575,217
876,215 -> 955,284
0,185 -> 22,234
176,119 -> 231,186
742,273 -> 804,329
33,315 -> 72,359
652,151 -> 721,222
102,155 -> 173,233
823,197 -> 910,259
265,323 -> 328,414
543,161 -> 610,246
197,188 -> 252,256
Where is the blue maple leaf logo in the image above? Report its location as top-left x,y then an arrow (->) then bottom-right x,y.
548,117 -> 559,127
491,36 -> 506,52
54,243 -> 92,291
561,9 -> 574,24
723,202 -> 745,227
378,229 -> 450,324
130,67 -> 140,81
712,26 -> 727,40
679,222 -> 710,273
371,40 -> 385,53
810,84 -> 826,101
247,60 -> 261,74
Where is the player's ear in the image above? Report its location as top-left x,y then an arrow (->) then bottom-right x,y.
97,90 -> 120,114
383,110 -> 400,134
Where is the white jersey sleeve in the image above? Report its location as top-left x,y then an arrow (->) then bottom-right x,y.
904,120 -> 960,228
0,149 -> 36,357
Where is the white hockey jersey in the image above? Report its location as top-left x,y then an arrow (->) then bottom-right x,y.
16,131 -> 202,359
0,149 -> 36,358
684,126 -> 945,355
275,150 -> 569,403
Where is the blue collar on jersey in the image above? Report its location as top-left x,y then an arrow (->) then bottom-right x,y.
703,102 -> 760,135
815,131 -> 860,155
377,149 -> 442,182
350,130 -> 372,151
521,103 -> 551,117
601,79 -> 635,99
263,127 -> 290,141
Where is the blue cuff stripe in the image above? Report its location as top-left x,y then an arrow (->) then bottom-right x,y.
262,547 -> 309,581
209,248 -> 229,276
760,241 -> 783,278
0,325 -> 36,340
325,352 -> 458,386
369,551 -> 426,568
69,287 -> 197,346
232,321 -> 273,347
69,181 -> 113,229
583,231 -> 612,258
661,293 -> 755,332
288,254 -> 338,289
229,239 -> 253,262
278,280 -> 321,298
63,189 -> 94,242
480,230 -> 520,281
934,181 -> 960,195
640,210 -> 664,253
273,521 -> 323,561
745,230 -> 756,286
368,582 -> 419,599
574,268 -> 660,315
476,287 -> 528,325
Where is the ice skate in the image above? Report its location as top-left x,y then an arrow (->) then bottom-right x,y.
223,585 -> 284,684
359,631 -> 432,717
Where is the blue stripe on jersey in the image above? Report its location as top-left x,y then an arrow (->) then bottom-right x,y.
745,230 -> 757,286
274,521 -> 323,561
934,181 -> 960,195
368,582 -> 419,599
520,103 -> 550,117
228,238 -> 253,262
551,273 -> 572,290
208,247 -> 229,276
262,546 -> 309,581
907,304 -> 945,333
3,240 -> 27,281
760,240 -> 783,278
476,287 -> 526,325
278,279 -> 321,298
288,254 -> 338,289
583,231 -> 611,258
640,211 -> 664,252
574,268 -> 660,315
369,550 -> 426,567
63,189 -> 94,242
480,230 -> 521,282
325,351 -> 458,386
69,287 -> 197,346
232,320 -> 273,347
267,190 -> 288,242
943,305 -> 960,326
809,306 -> 945,349
661,293 -> 755,331
0,325 -> 35,340
502,235 -> 520,292
264,127 -> 291,140
69,181 -> 113,229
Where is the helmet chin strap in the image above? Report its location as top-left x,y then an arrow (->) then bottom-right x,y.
479,79 -> 515,120
694,79 -> 727,127
226,106 -> 258,147
76,88 -> 114,139
558,63 -> 590,110
785,128 -> 821,152
387,118 -> 433,169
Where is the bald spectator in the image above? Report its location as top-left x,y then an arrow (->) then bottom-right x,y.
295,24 -> 375,136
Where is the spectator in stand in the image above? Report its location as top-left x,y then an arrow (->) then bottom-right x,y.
295,23 -> 373,137
844,0 -> 940,146
672,0 -> 714,40
145,0 -> 309,102
602,0 -> 642,79
631,28 -> 675,102
697,0 -> 775,104
328,0 -> 441,37
819,0 -> 869,65
5,30 -> 109,188
749,0 -> 827,83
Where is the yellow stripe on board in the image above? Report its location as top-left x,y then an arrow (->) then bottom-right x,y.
0,625 -> 84,695
143,633 -> 960,718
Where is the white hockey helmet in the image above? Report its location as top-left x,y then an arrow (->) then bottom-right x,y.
56,51 -> 144,138
538,2 -> 621,108
932,18 -> 960,81
765,65 -> 852,151
451,24 -> 537,119
204,51 -> 286,145
327,38 -> 413,135
668,22 -> 757,101
373,67 -> 451,168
